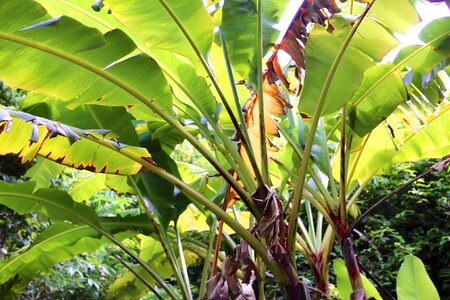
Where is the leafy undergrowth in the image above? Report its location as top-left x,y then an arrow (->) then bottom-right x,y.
353,160 -> 450,298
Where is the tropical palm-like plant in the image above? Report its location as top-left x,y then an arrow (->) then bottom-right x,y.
0,0 -> 449,299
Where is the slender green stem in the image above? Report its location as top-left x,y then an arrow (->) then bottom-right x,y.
129,177 -> 189,299
315,212 -> 323,249
222,230 -> 238,249
346,179 -> 369,211
174,102 -> 255,190
112,253 -> 164,300
272,158 -> 332,221
272,158 -> 326,206
102,230 -> 179,299
181,240 -> 225,262
287,1 -> 376,255
256,0 -> 269,184
305,201 -> 318,249
318,225 -> 335,293
302,190 -> 334,227
157,0 -> 248,163
295,235 -> 312,260
218,27 -> 264,189
339,107 -> 347,225
278,125 -> 335,209
298,218 -> 316,252
199,219 -> 218,298
175,226 -> 193,300
87,136 -> 289,285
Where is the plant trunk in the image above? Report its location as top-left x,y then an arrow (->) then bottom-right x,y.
341,237 -> 366,298
279,280 -> 311,300
311,252 -> 330,297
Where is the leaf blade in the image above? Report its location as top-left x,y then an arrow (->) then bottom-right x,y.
397,255 -> 440,300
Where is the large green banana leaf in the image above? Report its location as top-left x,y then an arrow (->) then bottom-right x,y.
348,63 -> 407,137
341,107 -> 450,183
299,19 -> 373,116
0,108 -> 151,175
104,0 -> 213,64
60,105 -> 140,146
0,0 -> 173,121
33,0 -> 219,121
395,17 -> 450,76
0,181 -> 101,225
220,0 -> 284,84
24,157 -> 65,189
0,180 -> 158,294
299,0 -> 419,117
341,0 -> 420,34
337,15 -> 450,182
0,216 -> 152,294
149,49 -> 220,121
136,140 -> 190,229
24,157 -> 135,195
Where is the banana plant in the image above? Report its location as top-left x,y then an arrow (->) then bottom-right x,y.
0,0 -> 449,299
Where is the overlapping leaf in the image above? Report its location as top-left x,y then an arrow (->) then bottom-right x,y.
298,0 -> 420,117
0,181 -> 101,226
0,180 -> 156,294
221,0 -> 284,84
35,0 -> 219,122
136,141 -> 190,229
0,216 -> 152,294
0,108 -> 152,175
107,235 -> 198,299
349,64 -> 408,136
299,21 -> 374,117
60,105 -> 140,146
104,0 -> 213,64
395,17 -> 450,76
341,108 -> 450,183
0,0 -> 173,121
333,258 -> 382,300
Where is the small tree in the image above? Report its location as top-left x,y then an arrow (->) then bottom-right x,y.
0,0 -> 449,298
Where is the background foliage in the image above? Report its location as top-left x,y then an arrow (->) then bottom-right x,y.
0,0 -> 448,298
354,160 -> 450,297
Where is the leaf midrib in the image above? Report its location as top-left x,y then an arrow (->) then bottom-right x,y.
0,225 -> 95,279
0,219 -> 153,282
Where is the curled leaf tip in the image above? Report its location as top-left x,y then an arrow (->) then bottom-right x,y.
88,129 -> 111,137
20,17 -> 63,31
110,139 -> 126,150
91,0 -> 104,12
0,109 -> 12,133
30,123 -> 39,143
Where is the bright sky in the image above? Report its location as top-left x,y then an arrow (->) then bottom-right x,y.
276,0 -> 450,60
395,1 -> 450,47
